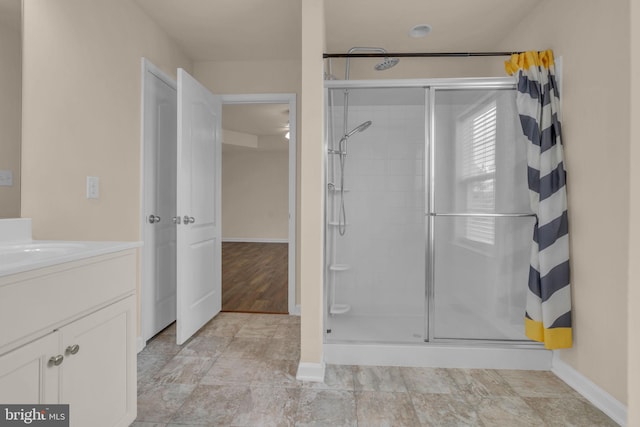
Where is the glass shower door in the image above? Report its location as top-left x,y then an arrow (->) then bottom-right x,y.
430,88 -> 535,341
324,87 -> 427,344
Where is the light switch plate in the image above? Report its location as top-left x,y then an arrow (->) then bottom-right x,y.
0,170 -> 13,187
86,176 -> 99,199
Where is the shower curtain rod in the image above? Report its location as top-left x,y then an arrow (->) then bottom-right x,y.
323,51 -> 517,59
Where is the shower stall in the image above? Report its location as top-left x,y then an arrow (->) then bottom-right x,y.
324,78 -> 548,366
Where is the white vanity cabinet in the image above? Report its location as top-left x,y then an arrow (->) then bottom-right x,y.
0,248 -> 138,427
60,295 -> 135,427
0,331 -> 59,404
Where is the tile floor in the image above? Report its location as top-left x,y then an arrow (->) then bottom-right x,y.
133,312 -> 617,427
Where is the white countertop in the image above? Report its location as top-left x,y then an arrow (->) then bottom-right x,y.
0,240 -> 142,278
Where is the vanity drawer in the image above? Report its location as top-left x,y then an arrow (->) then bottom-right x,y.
0,249 -> 136,353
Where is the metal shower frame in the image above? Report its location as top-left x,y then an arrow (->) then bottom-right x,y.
323,77 -> 540,348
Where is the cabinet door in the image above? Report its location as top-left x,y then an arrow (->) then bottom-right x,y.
0,332 -> 60,404
59,296 -> 136,427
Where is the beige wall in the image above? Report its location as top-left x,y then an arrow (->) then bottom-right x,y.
629,0 -> 640,421
194,60 -> 301,95
299,0 -> 325,365
0,10 -> 21,218
495,0 -> 630,404
21,0 -> 192,339
21,0 -> 192,241
222,140 -> 289,240
194,60 -> 302,305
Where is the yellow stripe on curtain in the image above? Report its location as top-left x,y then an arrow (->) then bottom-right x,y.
525,318 -> 573,350
504,49 -> 555,75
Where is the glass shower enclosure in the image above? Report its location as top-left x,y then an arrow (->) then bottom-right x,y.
324,79 -> 537,345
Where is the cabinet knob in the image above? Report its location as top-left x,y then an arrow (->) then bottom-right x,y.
66,344 -> 80,355
48,355 -> 64,366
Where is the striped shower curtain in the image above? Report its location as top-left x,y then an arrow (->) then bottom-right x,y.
505,50 -> 572,349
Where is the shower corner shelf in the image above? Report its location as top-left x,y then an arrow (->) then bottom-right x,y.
330,303 -> 351,315
329,264 -> 351,271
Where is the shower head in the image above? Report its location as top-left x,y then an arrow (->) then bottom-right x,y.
346,120 -> 372,138
375,57 -> 400,71
345,47 -> 398,79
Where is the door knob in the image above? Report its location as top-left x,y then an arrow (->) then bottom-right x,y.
48,355 -> 64,366
148,214 -> 161,224
66,344 -> 80,355
183,216 -> 195,224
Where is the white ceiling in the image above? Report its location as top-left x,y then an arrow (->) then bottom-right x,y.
133,0 -> 302,61
222,103 -> 290,136
222,104 -> 289,140
4,0 -> 544,143
222,103 -> 290,152
131,0 -> 542,140
324,0 -> 542,54
133,0 -> 543,62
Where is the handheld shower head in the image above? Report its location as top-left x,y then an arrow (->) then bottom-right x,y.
346,120 -> 372,137
337,120 -> 372,155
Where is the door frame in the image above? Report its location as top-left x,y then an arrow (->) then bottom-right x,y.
139,86 -> 299,350
139,58 -> 177,349
220,93 -> 298,315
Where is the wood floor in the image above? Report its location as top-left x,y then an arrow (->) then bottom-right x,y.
221,242 -> 288,314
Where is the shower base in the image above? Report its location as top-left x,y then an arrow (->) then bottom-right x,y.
325,314 -> 551,370
324,341 -> 552,370
326,314 -> 424,343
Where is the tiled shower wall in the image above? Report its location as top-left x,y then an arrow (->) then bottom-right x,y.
327,102 -> 426,320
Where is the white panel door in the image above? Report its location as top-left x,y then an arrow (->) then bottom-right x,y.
142,61 -> 177,340
176,68 -> 222,345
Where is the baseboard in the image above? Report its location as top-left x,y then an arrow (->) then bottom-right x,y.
137,336 -> 146,354
551,351 -> 627,426
296,361 -> 326,382
222,237 -> 288,243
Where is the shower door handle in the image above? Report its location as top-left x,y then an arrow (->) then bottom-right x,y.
427,213 -> 535,217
